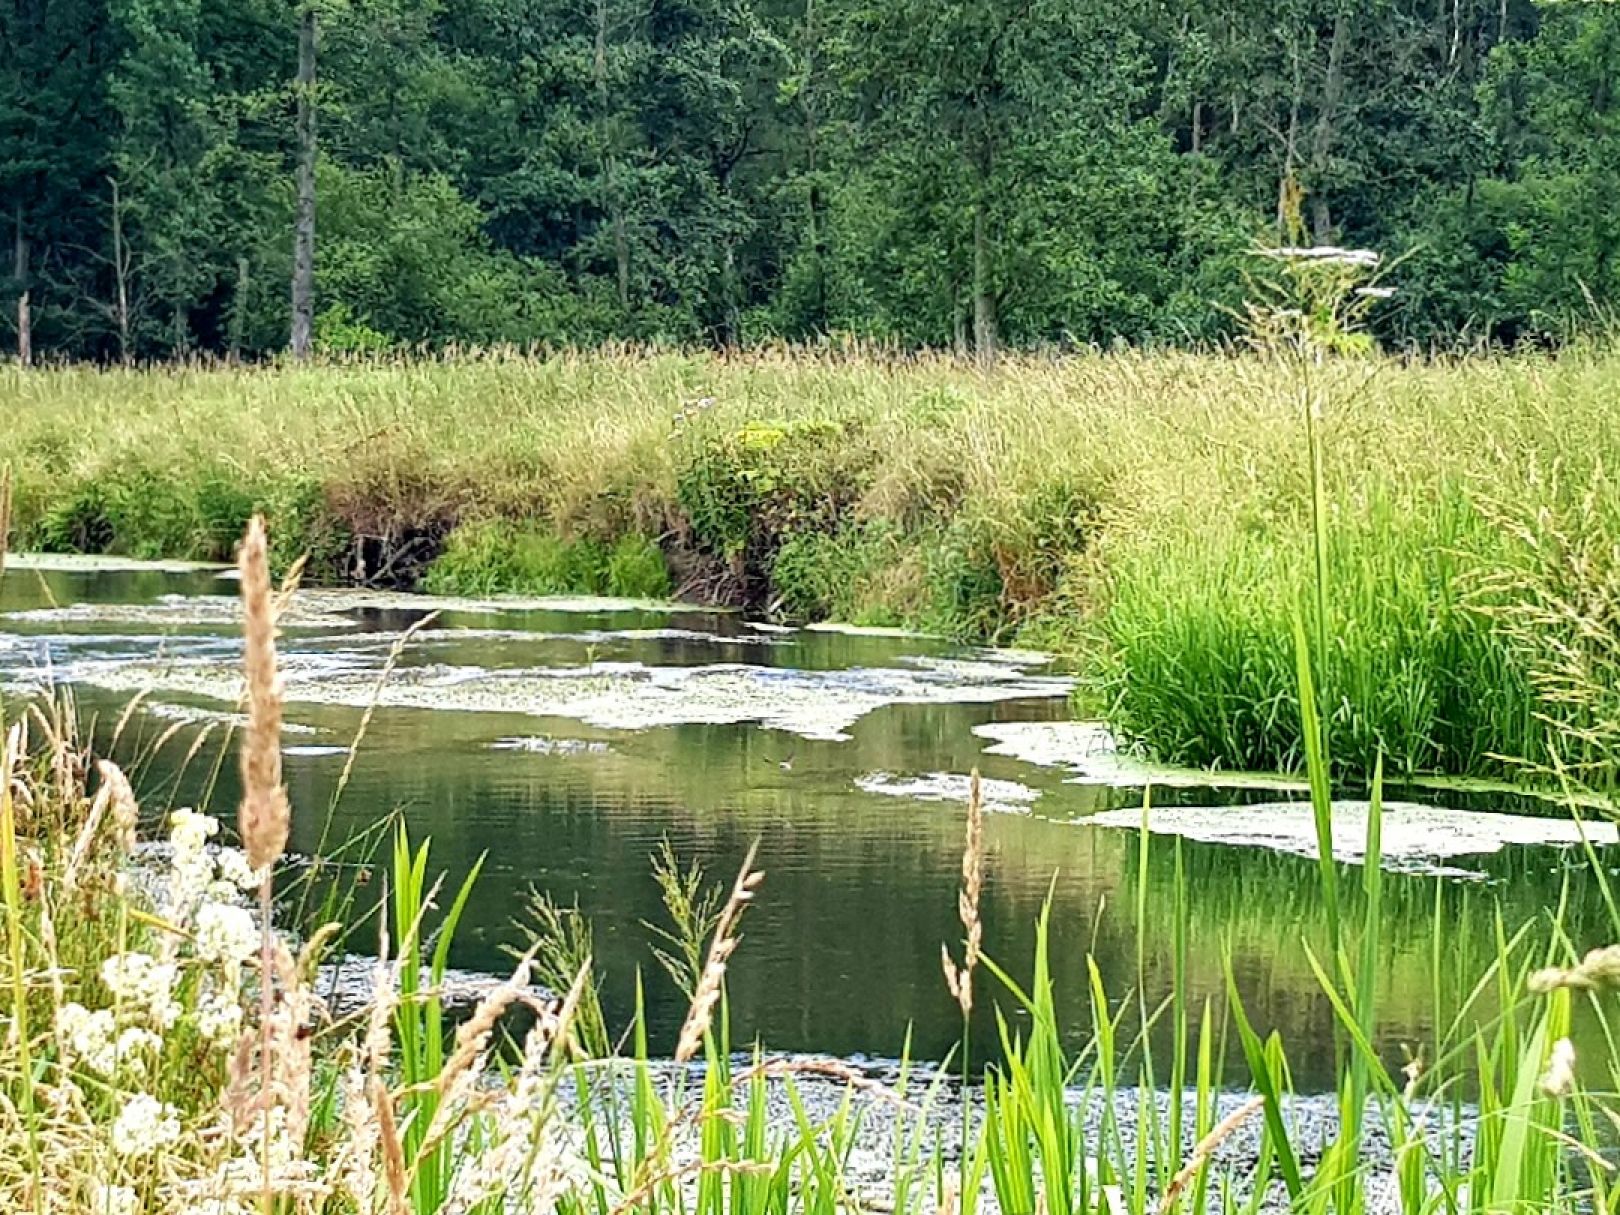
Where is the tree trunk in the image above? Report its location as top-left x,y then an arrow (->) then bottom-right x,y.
231,256 -> 251,362
802,0 -> 826,329
1309,7 -> 1349,243
13,203 -> 31,367
972,197 -> 996,367
1278,43 -> 1303,238
109,179 -> 131,365
595,0 -> 631,314
290,3 -> 318,361
719,240 -> 740,348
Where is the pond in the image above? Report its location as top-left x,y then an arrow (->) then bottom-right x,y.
1,555 -> 1612,1093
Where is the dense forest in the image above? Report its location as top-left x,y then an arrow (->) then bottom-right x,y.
2,0 -> 1616,362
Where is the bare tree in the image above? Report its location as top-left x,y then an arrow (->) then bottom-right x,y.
107,178 -> 134,363
13,202 -> 31,366
290,2 -> 317,361
58,177 -> 144,363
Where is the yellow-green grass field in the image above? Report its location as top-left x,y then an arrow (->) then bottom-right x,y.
4,347 -> 1619,783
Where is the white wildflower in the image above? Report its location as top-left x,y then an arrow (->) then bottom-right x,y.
166,808 -> 222,922
111,1093 -> 181,1156
194,989 -> 244,1045
182,1200 -> 255,1215
169,808 -> 220,855
58,1002 -> 118,1075
101,952 -> 182,1029
214,846 -> 263,892
114,1026 -> 162,1076
194,901 -> 259,966
85,1182 -> 139,1215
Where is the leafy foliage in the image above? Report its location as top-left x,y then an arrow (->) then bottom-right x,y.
2,0 -> 1617,359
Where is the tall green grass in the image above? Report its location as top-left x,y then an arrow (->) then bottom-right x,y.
5,347 -> 1620,781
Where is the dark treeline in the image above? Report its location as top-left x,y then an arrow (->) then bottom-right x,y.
3,0 -> 1616,363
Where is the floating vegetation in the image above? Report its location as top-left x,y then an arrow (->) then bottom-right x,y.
973,721 -> 1309,791
62,655 -> 1071,742
855,771 -> 1040,815
1085,799 -> 1618,873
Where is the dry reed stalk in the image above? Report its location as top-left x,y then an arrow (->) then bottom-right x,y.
373,1073 -> 410,1215
334,610 -> 440,807
940,769 -> 983,1018
545,956 -> 593,1063
61,782 -> 111,891
409,944 -> 544,1168
608,1158 -> 775,1215
235,516 -> 298,1215
1155,1095 -> 1264,1215
365,929 -> 396,1078
98,760 -> 138,855
674,841 -> 763,1064
238,515 -> 289,872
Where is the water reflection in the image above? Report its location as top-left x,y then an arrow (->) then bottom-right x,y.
1,561 -> 1611,1093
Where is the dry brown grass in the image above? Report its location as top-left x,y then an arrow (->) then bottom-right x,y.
674,841 -> 764,1064
941,770 -> 984,1020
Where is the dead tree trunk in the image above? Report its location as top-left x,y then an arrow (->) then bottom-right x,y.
1309,7 -> 1348,242
290,3 -> 318,361
972,193 -> 997,367
231,256 -> 251,362
13,203 -> 31,367
109,178 -> 133,365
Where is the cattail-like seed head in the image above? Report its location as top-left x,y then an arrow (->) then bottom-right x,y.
97,760 -> 139,856
238,515 -> 290,871
1541,1036 -> 1577,1098
372,1073 -> 409,1215
675,843 -> 762,1063
942,770 -> 984,1019
1529,944 -> 1620,993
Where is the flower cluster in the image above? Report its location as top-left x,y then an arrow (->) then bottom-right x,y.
85,1182 -> 139,1215
111,1094 -> 181,1157
193,987 -> 244,1045
166,808 -> 220,922
57,1003 -> 161,1078
195,902 -> 258,968
101,951 -> 181,1029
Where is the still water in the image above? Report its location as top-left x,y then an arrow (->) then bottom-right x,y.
0,557 -> 1610,1092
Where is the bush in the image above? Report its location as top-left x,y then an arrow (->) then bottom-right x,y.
425,520 -> 670,599
675,417 -> 871,570
605,534 -> 671,599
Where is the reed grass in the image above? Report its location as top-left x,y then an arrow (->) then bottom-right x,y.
5,347 -> 1620,782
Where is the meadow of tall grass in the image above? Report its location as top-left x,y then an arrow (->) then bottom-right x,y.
1,512 -> 1618,1215
3,341 -> 1619,781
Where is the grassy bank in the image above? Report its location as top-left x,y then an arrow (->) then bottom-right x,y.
4,348 -> 1620,782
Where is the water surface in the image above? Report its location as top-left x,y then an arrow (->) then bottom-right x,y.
1,558 -> 1610,1092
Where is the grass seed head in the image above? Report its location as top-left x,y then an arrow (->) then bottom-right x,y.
238,514 -> 290,872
